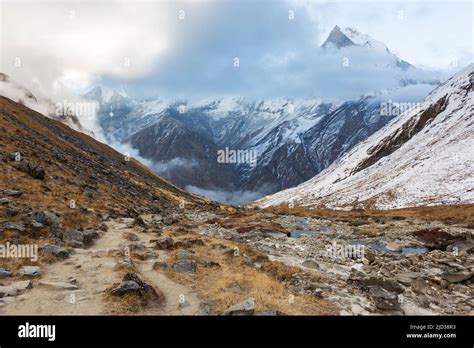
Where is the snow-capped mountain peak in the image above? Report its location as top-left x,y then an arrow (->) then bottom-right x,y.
340,27 -> 390,52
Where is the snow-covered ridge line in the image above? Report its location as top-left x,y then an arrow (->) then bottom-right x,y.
256,64 -> 474,210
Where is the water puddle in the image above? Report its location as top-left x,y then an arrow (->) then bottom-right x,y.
349,240 -> 428,256
290,230 -> 317,238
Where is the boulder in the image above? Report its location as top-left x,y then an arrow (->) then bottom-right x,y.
368,286 -> 400,311
154,237 -> 177,250
0,268 -> 13,279
110,272 -> 161,303
385,241 -> 402,252
413,228 -> 463,249
110,280 -> 140,296
0,280 -> 33,298
42,244 -> 69,258
441,271 -> 473,283
32,211 -> 58,226
17,162 -> 45,180
83,229 -> 99,245
172,260 -> 197,273
223,297 -> 256,316
62,229 -> 85,248
20,266 -> 42,277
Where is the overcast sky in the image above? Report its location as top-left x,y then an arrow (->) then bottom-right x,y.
1,0 -> 472,100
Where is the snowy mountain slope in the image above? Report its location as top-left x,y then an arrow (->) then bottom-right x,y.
257,64 -> 474,209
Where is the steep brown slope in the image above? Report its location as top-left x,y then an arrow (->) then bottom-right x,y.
0,95 -> 214,238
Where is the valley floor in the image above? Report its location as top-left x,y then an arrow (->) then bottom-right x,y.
1,206 -> 473,315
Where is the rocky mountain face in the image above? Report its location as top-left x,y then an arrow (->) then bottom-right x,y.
92,92 -> 398,200
84,26 -> 439,202
257,64 -> 474,209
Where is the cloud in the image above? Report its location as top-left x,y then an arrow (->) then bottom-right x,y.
185,185 -> 265,205
1,0 -> 471,102
151,158 -> 198,175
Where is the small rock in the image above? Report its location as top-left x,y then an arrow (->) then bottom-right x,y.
385,241 -> 402,252
195,304 -> 212,316
368,286 -> 400,311
203,260 -> 221,268
30,221 -> 44,229
42,244 -> 69,258
124,232 -> 139,241
441,271 -> 473,283
172,260 -> 197,273
83,229 -> 99,245
302,260 -> 319,269
20,266 -> 41,277
154,237 -> 176,250
255,310 -> 286,316
162,215 -> 178,226
395,271 -> 424,285
0,280 -> 33,297
111,281 -> 140,296
152,261 -> 168,270
223,297 -> 256,316
38,281 -> 78,290
62,229 -> 85,248
181,239 -> 205,248
176,250 -> 195,260
110,272 -> 160,303
3,190 -> 22,197
0,268 -> 13,279
411,278 -> 430,294
32,211 -> 58,226
17,161 -> 45,180
1,222 -> 26,232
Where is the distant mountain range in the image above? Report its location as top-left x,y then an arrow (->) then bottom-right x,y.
1,26 -> 446,204
257,64 -> 474,209
80,26 -> 442,203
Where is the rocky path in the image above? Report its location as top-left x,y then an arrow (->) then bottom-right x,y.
0,218 -> 202,315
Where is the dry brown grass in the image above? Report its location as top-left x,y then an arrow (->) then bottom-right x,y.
104,271 -> 165,315
162,230 -> 337,315
266,204 -> 474,225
